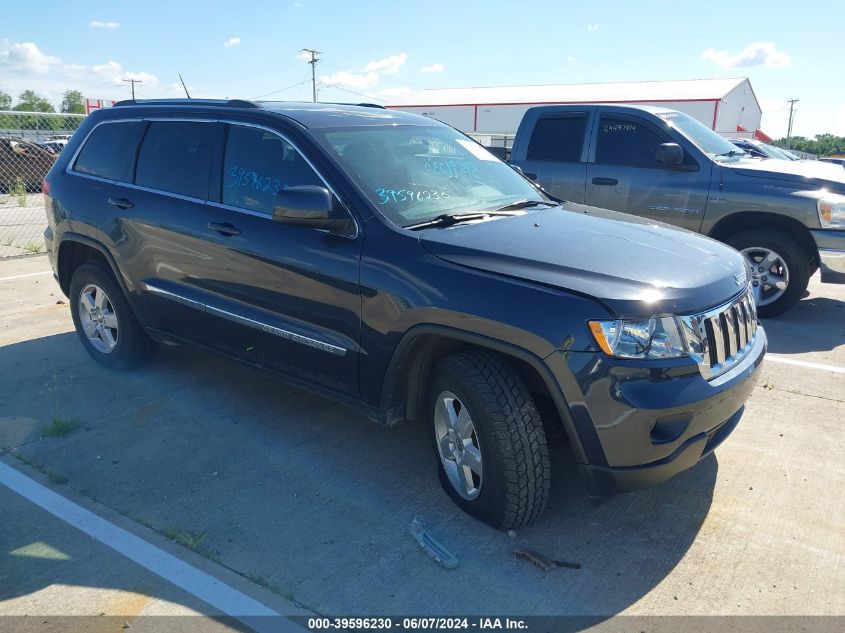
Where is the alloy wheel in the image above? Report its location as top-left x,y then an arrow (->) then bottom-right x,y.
78,283 -> 119,353
740,247 -> 790,307
434,391 -> 483,500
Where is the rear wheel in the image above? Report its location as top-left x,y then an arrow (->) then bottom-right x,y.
429,351 -> 550,530
69,262 -> 158,369
726,229 -> 809,317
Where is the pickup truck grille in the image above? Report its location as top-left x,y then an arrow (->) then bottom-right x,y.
682,290 -> 758,381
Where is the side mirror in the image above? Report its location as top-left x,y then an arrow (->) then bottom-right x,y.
273,186 -> 334,229
656,142 -> 684,167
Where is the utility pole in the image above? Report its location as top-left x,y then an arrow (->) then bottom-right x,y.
786,98 -> 799,148
122,78 -> 142,100
301,49 -> 322,102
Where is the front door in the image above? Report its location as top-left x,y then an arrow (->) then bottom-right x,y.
584,112 -> 710,232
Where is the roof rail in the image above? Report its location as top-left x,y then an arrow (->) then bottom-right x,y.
113,98 -> 259,109
356,103 -> 386,109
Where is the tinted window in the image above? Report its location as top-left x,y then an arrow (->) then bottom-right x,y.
222,125 -> 323,214
73,121 -> 144,181
526,114 -> 587,162
136,121 -> 211,198
596,116 -> 669,167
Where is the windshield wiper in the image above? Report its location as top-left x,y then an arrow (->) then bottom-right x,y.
715,149 -> 747,158
404,211 -> 516,231
487,199 -> 557,213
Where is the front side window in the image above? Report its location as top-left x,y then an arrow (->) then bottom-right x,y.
316,125 -> 547,227
73,121 -> 144,181
595,116 -> 669,167
222,124 -> 323,214
526,114 -> 588,162
135,121 -> 211,198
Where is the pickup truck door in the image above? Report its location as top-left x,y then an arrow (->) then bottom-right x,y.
511,110 -> 592,203
584,112 -> 709,232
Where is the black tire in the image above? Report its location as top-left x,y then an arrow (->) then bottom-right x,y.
429,351 -> 550,530
68,262 -> 158,369
726,229 -> 810,318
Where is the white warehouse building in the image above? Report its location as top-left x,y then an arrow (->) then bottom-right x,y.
388,77 -> 769,141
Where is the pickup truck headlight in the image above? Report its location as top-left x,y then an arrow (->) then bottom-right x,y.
818,195 -> 845,229
588,317 -> 689,359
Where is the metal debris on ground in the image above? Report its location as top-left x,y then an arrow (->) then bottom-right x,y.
410,518 -> 459,569
514,548 -> 581,571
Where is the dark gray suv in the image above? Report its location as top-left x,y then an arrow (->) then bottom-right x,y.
43,99 -> 765,529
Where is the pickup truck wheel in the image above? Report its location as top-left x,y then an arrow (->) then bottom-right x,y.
430,351 -> 550,530
726,230 -> 809,317
69,262 -> 158,369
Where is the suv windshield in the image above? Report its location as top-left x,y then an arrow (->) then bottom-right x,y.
316,125 -> 549,227
656,111 -> 747,163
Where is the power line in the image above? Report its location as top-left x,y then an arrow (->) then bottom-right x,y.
122,78 -> 142,99
251,78 -> 312,101
319,82 -> 386,103
300,49 -> 322,102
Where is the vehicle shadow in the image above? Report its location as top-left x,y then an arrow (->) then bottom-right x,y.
1,332 -> 716,618
763,296 -> 845,354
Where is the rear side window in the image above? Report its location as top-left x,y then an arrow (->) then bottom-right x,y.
595,116 -> 669,167
222,124 -> 323,215
526,114 -> 588,162
136,121 -> 211,199
73,121 -> 144,181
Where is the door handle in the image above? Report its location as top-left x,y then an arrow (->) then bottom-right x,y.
591,177 -> 618,186
207,221 -> 241,237
107,197 -> 134,209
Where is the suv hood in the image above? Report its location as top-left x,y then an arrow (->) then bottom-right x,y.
727,158 -> 845,190
419,204 -> 747,317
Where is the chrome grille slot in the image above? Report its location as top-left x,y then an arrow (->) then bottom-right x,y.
682,289 -> 759,381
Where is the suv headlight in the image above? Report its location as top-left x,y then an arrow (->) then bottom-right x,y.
818,195 -> 845,229
588,316 -> 690,359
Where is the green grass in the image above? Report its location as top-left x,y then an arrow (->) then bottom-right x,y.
11,452 -> 67,486
12,177 -> 26,207
163,524 -> 207,551
246,570 -> 284,596
23,241 -> 42,254
41,416 -> 81,438
2,235 -> 16,247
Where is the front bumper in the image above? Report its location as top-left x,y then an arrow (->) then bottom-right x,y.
811,229 -> 845,283
557,324 -> 766,496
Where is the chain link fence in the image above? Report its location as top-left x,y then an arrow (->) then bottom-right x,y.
0,111 -> 86,257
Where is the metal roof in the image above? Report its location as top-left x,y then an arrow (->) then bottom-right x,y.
388,77 -> 750,107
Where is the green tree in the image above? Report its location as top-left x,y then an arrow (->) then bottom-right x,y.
0,90 -> 11,110
772,134 -> 845,157
60,90 -> 85,114
13,90 -> 55,112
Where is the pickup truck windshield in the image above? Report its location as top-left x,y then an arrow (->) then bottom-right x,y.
657,111 -> 747,163
317,125 -> 547,227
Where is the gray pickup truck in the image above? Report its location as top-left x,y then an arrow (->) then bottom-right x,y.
510,105 -> 845,316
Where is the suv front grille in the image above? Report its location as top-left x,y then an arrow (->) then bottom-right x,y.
681,290 -> 758,381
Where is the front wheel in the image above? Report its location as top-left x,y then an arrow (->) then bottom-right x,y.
726,229 -> 810,317
429,351 -> 550,530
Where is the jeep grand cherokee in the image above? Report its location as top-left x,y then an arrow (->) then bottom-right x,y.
43,99 -> 766,529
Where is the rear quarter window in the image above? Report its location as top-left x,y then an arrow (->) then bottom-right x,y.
73,121 -> 145,181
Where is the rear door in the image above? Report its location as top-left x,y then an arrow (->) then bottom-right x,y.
515,111 -> 591,203
585,112 -> 709,231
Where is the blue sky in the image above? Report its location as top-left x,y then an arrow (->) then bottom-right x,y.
2,0 -> 843,137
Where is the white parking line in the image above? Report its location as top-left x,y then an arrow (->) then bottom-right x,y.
766,355 -> 845,375
0,270 -> 53,282
0,460 -> 298,631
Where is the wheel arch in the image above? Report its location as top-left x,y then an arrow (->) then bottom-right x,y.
377,324 -> 590,464
707,211 -> 819,268
56,234 -> 131,299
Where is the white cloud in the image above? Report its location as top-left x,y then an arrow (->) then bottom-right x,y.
0,41 -> 61,74
587,24 -> 599,31
420,63 -> 445,73
92,60 -> 159,87
362,53 -> 407,75
321,70 -> 379,90
566,56 -> 575,63
90,20 -> 121,29
223,37 -> 241,48
702,42 -> 791,68
320,53 -> 407,90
